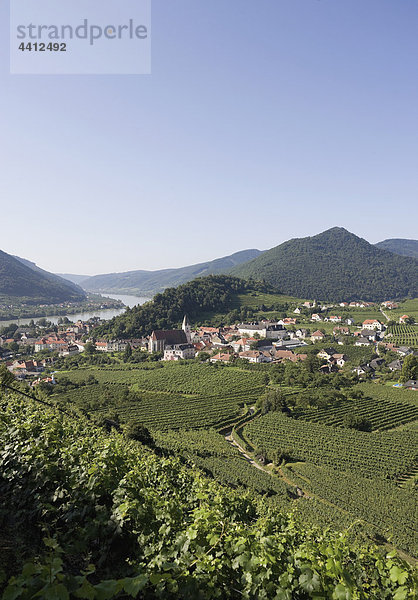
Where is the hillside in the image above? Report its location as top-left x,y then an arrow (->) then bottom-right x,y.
375,238 -> 418,259
0,250 -> 86,304
0,391 -> 415,598
14,256 -> 87,297
80,249 -> 262,296
231,228 -> 418,302
95,275 -> 280,339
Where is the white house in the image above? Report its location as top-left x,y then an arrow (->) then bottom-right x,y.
238,350 -> 266,363
311,330 -> 325,342
238,322 -> 285,339
163,344 -> 196,361
355,337 -> 371,347
362,319 -> 382,331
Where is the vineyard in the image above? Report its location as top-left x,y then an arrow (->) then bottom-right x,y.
56,384 -> 253,430
50,362 -> 418,560
2,394 -> 415,599
295,383 -> 418,431
283,463 -> 418,556
244,412 -> 418,480
386,323 -> 418,348
152,429 -> 290,503
54,363 -> 268,430
58,363 -> 268,396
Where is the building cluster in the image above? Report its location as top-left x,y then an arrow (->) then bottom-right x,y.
146,317 -> 309,364
1,296 -> 416,382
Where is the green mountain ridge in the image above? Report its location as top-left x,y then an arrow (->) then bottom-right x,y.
79,249 -> 262,296
375,238 -> 418,259
0,250 -> 86,304
231,227 -> 418,302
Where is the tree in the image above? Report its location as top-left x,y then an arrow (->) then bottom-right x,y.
343,413 -> 372,432
99,411 -> 120,432
85,342 -> 96,355
123,343 -> 132,362
261,389 -> 288,414
124,422 -> 154,447
37,318 -> 50,328
8,341 -> 19,353
399,355 -> 418,383
272,447 -> 294,465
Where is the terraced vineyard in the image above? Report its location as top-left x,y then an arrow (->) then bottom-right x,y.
153,429 -> 290,503
55,364 -> 267,431
386,323 -> 418,347
295,383 -> 418,431
283,463 -> 418,555
60,363 -> 267,396
3,394 -> 416,599
244,413 -> 418,480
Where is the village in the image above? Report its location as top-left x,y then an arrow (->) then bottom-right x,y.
1,297 -> 417,390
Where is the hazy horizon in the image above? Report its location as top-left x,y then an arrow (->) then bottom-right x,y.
1,0 -> 417,273
12,227 -> 417,278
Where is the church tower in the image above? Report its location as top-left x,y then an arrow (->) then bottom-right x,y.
182,314 -> 192,343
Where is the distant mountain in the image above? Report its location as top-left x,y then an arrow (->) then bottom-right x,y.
0,250 -> 86,304
231,228 -> 418,302
375,238 -> 418,259
57,273 -> 91,285
81,249 -> 262,296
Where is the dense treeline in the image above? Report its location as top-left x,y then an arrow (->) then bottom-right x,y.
232,227 -> 418,301
1,393 -> 416,599
95,275 -> 269,338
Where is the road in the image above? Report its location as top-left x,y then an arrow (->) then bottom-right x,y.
225,431 -> 267,472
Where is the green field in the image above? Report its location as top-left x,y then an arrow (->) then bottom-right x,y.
389,298 -> 418,323
233,292 -> 304,308
55,363 -> 268,430
58,363 -> 267,396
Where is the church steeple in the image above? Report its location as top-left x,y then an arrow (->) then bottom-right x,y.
182,314 -> 191,343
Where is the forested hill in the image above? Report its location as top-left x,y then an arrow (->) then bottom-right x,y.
231,227 -> 418,302
375,238 -> 418,259
80,249 -> 262,296
95,275 -> 265,339
0,249 -> 86,304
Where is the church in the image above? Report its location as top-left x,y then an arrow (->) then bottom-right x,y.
148,315 -> 195,360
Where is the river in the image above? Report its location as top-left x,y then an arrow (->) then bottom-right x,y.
0,294 -> 150,328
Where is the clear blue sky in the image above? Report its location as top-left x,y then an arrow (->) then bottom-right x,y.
1,0 -> 417,275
